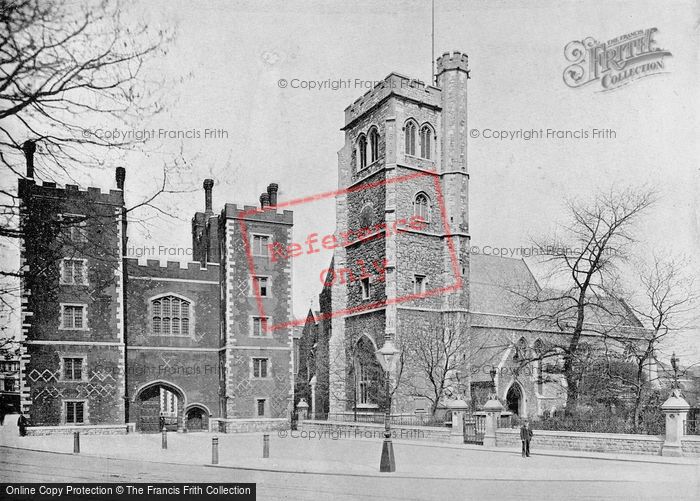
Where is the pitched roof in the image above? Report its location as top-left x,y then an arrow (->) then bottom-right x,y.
469,254 -> 643,329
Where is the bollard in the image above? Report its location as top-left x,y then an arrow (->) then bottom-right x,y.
161,427 -> 167,450
73,432 -> 80,454
212,436 -> 219,465
263,434 -> 269,458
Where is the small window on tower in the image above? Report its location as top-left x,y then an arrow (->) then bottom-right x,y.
357,134 -> 368,170
405,120 -> 417,156
413,192 -> 431,223
413,274 -> 426,294
368,127 -> 379,163
253,276 -> 269,297
360,277 -> 370,300
256,398 -> 266,417
252,235 -> 270,257
420,125 -> 433,159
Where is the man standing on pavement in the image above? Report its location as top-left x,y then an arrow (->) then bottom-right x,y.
520,419 -> 533,457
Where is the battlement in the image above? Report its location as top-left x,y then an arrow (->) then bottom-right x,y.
18,178 -> 124,207
125,257 -> 220,281
222,203 -> 293,225
436,51 -> 469,76
343,73 -> 441,129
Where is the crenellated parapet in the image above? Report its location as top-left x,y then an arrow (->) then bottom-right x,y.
436,51 -> 470,76
343,73 -> 441,130
222,203 -> 293,226
18,179 -> 125,207
125,257 -> 220,281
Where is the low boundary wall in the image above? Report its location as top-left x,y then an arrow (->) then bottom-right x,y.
26,424 -> 131,436
300,419 -> 451,443
212,418 -> 288,433
496,428 -> 666,456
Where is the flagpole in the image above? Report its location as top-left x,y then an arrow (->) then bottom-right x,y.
431,0 -> 435,84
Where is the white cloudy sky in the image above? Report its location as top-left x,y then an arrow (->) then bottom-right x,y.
4,0 -> 699,360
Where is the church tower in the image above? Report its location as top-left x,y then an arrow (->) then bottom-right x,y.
328,52 -> 471,413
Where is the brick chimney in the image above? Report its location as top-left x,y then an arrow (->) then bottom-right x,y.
260,192 -> 270,208
22,140 -> 36,179
115,167 -> 126,190
203,179 -> 214,214
267,183 -> 279,206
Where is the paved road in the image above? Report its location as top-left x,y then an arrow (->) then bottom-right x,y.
1,446 -> 698,500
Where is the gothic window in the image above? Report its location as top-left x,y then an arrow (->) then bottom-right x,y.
534,339 -> 544,393
413,192 -> 431,222
358,364 -> 372,405
404,120 -> 417,156
354,336 -> 379,407
420,124 -> 433,159
357,134 -> 368,170
514,337 -> 528,361
359,205 -> 373,231
368,127 -> 379,163
152,295 -> 191,336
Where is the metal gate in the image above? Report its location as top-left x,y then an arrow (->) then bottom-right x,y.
464,413 -> 485,445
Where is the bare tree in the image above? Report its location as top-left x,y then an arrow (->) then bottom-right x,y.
519,186 -> 657,411
0,0 -> 181,313
619,254 -> 697,430
400,312 -> 486,416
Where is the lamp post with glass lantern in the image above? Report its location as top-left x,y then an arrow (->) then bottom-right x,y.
375,338 -> 400,473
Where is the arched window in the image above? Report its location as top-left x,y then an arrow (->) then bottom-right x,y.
357,134 -> 367,170
359,204 -> 373,231
404,120 -> 417,156
413,192 -> 430,222
354,336 -> 379,407
152,295 -> 191,336
420,125 -> 432,159
368,127 -> 379,163
534,339 -> 545,393
514,337 -> 528,361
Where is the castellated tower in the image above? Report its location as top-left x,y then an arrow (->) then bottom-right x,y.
328,52 -> 471,414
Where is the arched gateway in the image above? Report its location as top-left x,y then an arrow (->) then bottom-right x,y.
133,381 -> 186,432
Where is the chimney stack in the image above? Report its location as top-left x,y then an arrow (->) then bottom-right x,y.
115,167 -> 126,190
260,192 -> 270,208
267,183 -> 279,207
203,179 -> 214,214
22,140 -> 36,179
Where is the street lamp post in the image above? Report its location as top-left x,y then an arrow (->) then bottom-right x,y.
375,338 -> 400,473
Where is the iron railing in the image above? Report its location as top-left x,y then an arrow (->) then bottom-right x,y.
684,419 -> 700,435
498,414 -> 664,435
312,412 -> 449,427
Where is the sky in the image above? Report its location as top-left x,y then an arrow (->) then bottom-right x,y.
3,0 -> 699,359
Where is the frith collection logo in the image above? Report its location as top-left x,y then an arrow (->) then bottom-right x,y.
563,28 -> 672,91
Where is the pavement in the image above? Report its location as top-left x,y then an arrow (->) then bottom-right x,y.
1,428 -> 699,500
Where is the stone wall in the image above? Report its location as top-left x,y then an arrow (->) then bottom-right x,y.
681,436 -> 700,455
300,419 -> 451,443
26,424 -> 130,436
496,428 -> 664,456
213,418 -> 288,433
